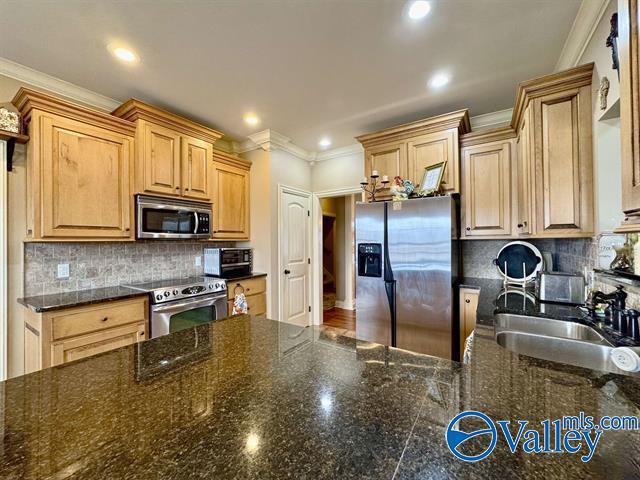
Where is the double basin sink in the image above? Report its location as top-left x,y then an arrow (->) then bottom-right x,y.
495,314 -> 624,374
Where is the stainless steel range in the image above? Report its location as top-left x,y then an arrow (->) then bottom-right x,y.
124,277 -> 228,338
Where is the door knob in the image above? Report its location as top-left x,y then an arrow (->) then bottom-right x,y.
284,269 -> 291,275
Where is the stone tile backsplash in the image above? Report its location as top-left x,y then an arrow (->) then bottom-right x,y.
462,238 -> 596,280
24,241 -> 233,297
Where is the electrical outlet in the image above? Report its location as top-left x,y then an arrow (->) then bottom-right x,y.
57,263 -> 70,279
195,256 -> 202,267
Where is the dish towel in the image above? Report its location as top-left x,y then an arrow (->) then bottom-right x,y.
232,293 -> 248,315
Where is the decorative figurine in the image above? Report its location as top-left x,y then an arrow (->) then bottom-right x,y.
390,176 -> 411,201
599,76 -> 610,111
0,104 -> 20,134
606,12 -> 620,80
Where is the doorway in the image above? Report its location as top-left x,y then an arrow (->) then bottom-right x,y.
318,194 -> 357,338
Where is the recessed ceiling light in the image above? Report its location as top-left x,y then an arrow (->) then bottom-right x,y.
108,44 -> 139,63
408,1 -> 431,20
429,73 -> 450,88
319,137 -> 332,148
244,114 -> 259,126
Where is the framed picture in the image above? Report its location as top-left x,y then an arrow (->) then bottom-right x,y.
419,161 -> 447,196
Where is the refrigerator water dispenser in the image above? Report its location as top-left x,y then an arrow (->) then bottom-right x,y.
358,243 -> 382,277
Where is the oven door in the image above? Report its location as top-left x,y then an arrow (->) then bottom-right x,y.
137,197 -> 211,239
150,293 -> 228,338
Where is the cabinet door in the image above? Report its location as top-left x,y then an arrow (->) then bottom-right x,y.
181,136 -> 212,201
459,288 -> 479,359
40,113 -> 132,239
211,162 -> 250,240
533,87 -> 593,236
364,142 -> 408,198
619,0 -> 640,227
516,107 -> 533,235
51,322 -> 145,366
408,129 -> 459,193
142,121 -> 182,196
462,141 -> 512,237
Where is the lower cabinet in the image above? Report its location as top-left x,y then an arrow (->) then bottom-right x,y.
459,288 -> 479,358
227,276 -> 267,316
23,296 -> 148,373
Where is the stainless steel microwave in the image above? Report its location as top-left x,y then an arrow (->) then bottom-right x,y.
136,195 -> 211,239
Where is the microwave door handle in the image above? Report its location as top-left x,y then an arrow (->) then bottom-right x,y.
193,211 -> 199,234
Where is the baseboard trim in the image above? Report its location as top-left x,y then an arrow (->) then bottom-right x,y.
335,300 -> 355,310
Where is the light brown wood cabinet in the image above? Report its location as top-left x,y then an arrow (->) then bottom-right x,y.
212,150 -> 251,240
23,296 -> 148,373
617,0 -> 640,232
227,276 -> 267,316
461,130 -> 515,238
113,99 -> 223,203
511,63 -> 594,238
459,287 -> 479,359
13,88 -> 136,241
357,110 -> 470,198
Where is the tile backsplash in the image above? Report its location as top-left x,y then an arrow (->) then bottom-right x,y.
462,238 -> 596,280
24,241 -> 233,297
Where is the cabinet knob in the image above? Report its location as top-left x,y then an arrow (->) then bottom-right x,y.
175,186 -> 180,190
102,317 -> 108,322
517,223 -> 523,228
465,227 -> 470,231
465,299 -> 471,304
185,188 -> 189,191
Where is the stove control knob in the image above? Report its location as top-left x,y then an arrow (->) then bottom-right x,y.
173,289 -> 179,296
215,283 -> 221,289
164,291 -> 170,297
209,284 -> 214,289
155,294 -> 163,301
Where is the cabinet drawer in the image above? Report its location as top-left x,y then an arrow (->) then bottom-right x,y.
51,298 -> 147,341
227,293 -> 267,317
51,322 -> 146,366
227,277 -> 266,300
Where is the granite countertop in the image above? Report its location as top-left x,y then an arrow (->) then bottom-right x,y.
17,286 -> 148,313
1,308 -> 640,478
18,273 -> 268,312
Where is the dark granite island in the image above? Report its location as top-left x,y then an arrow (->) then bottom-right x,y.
1,313 -> 640,479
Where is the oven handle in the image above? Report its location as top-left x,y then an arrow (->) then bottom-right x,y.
152,294 -> 226,313
194,211 -> 199,234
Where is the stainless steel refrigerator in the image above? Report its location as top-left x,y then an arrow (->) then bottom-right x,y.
355,195 -> 460,360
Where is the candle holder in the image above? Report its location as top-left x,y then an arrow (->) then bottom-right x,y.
360,173 -> 389,202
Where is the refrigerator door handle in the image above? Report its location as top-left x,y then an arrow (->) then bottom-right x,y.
383,203 -> 397,347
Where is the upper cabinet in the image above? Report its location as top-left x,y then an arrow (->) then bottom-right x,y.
211,150 -> 251,241
460,128 -> 516,238
13,88 -> 136,241
357,110 -> 470,198
618,0 -> 640,232
112,99 -> 223,203
511,63 -> 594,238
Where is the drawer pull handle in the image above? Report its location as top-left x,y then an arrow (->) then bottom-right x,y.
102,317 -> 108,322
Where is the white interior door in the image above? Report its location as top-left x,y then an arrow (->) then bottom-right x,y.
280,189 -> 310,327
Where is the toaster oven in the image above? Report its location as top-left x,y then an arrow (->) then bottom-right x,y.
536,272 -> 585,305
204,248 -> 253,279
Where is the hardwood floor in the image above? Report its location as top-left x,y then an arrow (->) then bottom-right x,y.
322,308 -> 356,338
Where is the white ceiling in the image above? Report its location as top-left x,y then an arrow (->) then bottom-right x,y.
0,0 -> 581,151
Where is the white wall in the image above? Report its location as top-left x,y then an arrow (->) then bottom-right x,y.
311,149 -> 364,192
578,0 -> 624,233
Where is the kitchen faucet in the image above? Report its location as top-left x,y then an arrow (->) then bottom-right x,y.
587,286 -> 640,339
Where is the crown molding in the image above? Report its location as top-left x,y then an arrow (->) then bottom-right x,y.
469,108 -> 513,130
0,57 -> 120,112
315,143 -> 364,162
555,0 -> 610,71
237,129 -> 314,161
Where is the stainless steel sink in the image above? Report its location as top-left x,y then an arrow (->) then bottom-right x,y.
495,314 -> 607,344
494,313 -> 624,374
495,331 -> 623,374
